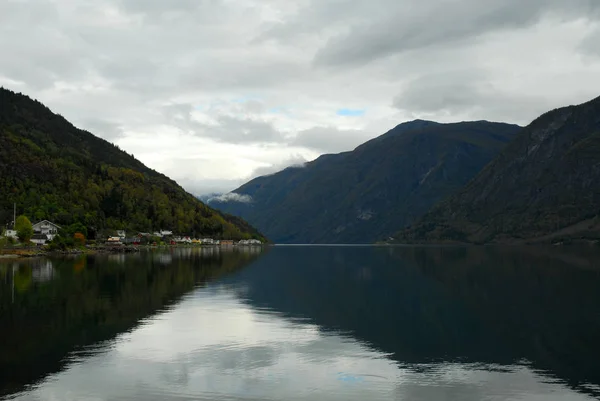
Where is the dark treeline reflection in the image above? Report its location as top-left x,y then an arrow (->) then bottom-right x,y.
0,247 -> 264,397
225,245 -> 600,398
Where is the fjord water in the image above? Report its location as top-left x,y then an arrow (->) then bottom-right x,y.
1,246 -> 600,400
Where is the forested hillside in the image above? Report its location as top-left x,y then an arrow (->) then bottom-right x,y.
211,120 -> 519,243
0,88 -> 264,240
396,94 -> 600,244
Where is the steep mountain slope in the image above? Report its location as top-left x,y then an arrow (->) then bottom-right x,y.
210,120 -> 520,243
397,95 -> 600,244
0,88 -> 264,241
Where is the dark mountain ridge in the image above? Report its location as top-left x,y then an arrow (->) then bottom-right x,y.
210,120 -> 520,243
397,94 -> 600,244
0,88 -> 264,240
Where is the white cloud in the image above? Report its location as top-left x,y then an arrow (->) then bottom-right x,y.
208,193 -> 254,204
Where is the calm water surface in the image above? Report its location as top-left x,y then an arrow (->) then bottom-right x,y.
1,246 -> 600,400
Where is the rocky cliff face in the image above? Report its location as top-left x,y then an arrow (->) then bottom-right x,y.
210,120 -> 520,243
397,95 -> 600,244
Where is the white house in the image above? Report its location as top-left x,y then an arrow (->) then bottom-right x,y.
106,237 -> 123,245
238,239 -> 262,245
174,236 -> 192,244
3,229 -> 17,239
32,220 -> 61,241
160,230 -> 173,236
116,230 -> 126,238
31,234 -> 50,246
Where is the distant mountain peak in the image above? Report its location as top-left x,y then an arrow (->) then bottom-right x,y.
210,120 -> 520,244
396,93 -> 600,244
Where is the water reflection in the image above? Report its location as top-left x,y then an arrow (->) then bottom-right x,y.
1,245 -> 600,401
0,247 -> 264,398
226,246 -> 600,399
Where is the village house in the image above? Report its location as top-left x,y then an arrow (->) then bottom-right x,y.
116,230 -> 126,238
220,240 -> 234,246
238,239 -> 262,245
123,237 -> 140,245
173,236 -> 192,244
32,220 -> 61,241
31,233 -> 50,246
106,237 -> 123,245
3,229 -> 17,239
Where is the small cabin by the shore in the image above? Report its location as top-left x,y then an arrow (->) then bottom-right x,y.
106,237 -> 123,245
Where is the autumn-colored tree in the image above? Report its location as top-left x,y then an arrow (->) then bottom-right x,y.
15,215 -> 33,243
73,232 -> 86,246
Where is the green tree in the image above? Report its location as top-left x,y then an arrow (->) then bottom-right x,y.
15,215 -> 33,243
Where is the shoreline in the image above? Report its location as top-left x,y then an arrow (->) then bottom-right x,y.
0,243 -> 267,258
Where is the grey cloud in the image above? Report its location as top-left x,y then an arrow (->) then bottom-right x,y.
313,0 -> 600,66
161,102 -> 285,144
115,0 -> 202,16
80,118 -> 126,141
177,58 -> 310,93
250,154 -> 308,179
579,27 -> 600,57
1,0 -> 302,96
211,116 -> 283,144
0,1 -> 88,90
2,0 -> 600,196
293,126 -> 370,153
256,0 -> 379,45
393,71 -> 554,124
241,100 -> 267,114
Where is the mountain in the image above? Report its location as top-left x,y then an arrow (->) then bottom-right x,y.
209,120 -> 520,243
396,95 -> 600,244
0,88 -> 264,241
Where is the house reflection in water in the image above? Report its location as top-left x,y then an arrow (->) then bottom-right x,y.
199,246 -> 220,258
107,254 -> 127,265
238,246 -> 263,256
31,260 -> 54,283
155,253 -> 173,265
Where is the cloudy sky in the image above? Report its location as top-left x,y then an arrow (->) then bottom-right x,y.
1,0 -> 600,194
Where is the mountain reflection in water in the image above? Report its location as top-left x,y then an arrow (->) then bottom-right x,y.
1,245 -> 599,401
